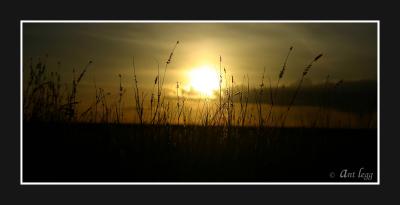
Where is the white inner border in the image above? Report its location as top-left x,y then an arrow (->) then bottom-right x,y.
20,20 -> 380,185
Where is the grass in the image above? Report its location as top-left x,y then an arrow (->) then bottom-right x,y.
22,41 -> 378,182
22,41 -> 377,130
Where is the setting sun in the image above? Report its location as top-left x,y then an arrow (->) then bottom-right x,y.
23,22 -> 378,183
188,66 -> 220,97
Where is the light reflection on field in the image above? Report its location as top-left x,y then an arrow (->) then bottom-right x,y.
77,98 -> 376,128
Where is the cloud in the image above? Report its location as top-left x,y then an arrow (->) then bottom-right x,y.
23,22 -> 377,101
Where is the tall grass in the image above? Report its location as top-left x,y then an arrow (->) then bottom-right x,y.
280,53 -> 323,127
23,43 -> 372,131
23,42 -> 379,184
23,57 -> 93,123
266,46 -> 294,127
150,41 -> 179,125
132,56 -> 144,124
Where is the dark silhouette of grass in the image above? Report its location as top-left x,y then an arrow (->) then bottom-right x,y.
22,42 -> 377,182
281,53 -> 323,127
23,122 -> 377,182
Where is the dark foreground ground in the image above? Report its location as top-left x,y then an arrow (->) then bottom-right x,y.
23,122 -> 377,182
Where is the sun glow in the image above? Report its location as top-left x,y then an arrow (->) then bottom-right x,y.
188,65 -> 220,97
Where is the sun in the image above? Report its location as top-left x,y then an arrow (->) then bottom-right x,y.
188,65 -> 220,97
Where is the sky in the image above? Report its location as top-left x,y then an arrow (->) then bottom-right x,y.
23,22 -> 378,102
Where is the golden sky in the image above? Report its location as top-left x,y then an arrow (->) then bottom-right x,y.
23,22 -> 377,100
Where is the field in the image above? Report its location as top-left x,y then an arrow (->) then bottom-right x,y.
22,39 -> 377,183
23,122 -> 376,182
